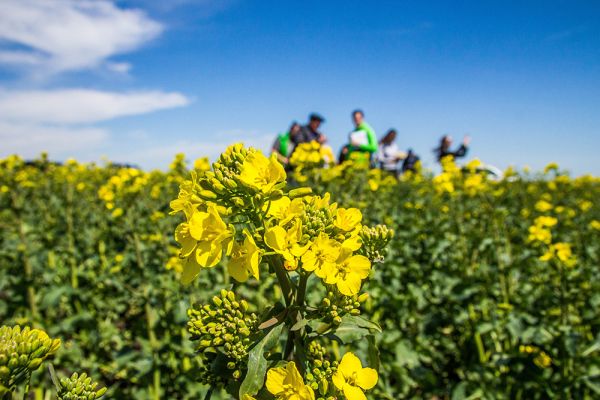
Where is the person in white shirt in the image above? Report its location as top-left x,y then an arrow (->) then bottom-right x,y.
376,129 -> 406,174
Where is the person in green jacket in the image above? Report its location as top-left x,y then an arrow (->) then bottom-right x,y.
271,122 -> 301,165
338,109 -> 378,164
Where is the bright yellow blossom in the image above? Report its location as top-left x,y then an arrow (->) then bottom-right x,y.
264,222 -> 308,270
239,152 -> 286,194
266,361 -> 315,400
301,233 -> 340,279
193,157 -> 211,172
176,205 -> 233,284
535,200 -> 553,212
527,225 -> 552,244
334,208 -> 362,232
228,231 -> 261,282
325,248 -> 371,296
332,352 -> 378,400
534,216 -> 557,228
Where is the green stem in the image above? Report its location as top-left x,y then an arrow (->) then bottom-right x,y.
13,192 -> 38,321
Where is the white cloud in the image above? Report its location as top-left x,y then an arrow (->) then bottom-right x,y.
0,121 -> 109,159
0,88 -> 189,124
0,0 -> 163,74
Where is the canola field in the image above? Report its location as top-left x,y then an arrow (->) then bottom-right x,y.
0,144 -> 599,400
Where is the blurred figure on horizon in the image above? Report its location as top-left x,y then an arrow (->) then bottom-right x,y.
376,129 -> 406,175
338,109 -> 378,164
294,113 -> 327,147
435,134 -> 470,162
271,121 -> 301,165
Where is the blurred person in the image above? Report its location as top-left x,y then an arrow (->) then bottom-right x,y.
339,109 -> 378,164
435,134 -> 470,162
294,113 -> 327,147
401,149 -> 420,173
376,129 -> 406,174
271,121 -> 301,165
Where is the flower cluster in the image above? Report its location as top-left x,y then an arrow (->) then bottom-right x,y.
187,290 -> 258,385
0,325 -> 60,393
357,224 -> 394,263
519,345 -> 552,369
289,141 -> 335,170
539,242 -> 577,268
170,144 -> 389,399
57,372 -> 107,400
527,216 -> 557,244
97,167 -> 149,210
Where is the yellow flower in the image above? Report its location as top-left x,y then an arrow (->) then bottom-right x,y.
176,205 -> 233,284
239,152 -> 286,194
535,200 -> 553,212
111,208 -> 123,218
332,352 -> 378,400
579,200 -> 592,212
527,225 -> 552,244
540,242 -> 577,267
324,248 -> 371,296
334,208 -> 362,232
266,361 -> 315,400
228,231 -> 261,282
264,222 -> 308,270
590,220 -> 600,230
301,233 -> 340,279
534,351 -> 552,368
264,196 -> 304,225
553,242 -> 573,263
194,157 -> 211,172
534,216 -> 557,228
544,162 -> 559,174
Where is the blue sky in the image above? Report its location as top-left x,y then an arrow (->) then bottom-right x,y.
0,1 -> 598,174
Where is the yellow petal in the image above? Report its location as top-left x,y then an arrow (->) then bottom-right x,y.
339,352 -> 363,378
348,255 -> 371,278
181,257 -> 201,285
331,370 -> 346,390
284,361 -> 304,387
343,383 -> 366,400
265,226 -> 286,252
265,366 -> 286,395
337,273 -> 362,296
356,367 -> 378,390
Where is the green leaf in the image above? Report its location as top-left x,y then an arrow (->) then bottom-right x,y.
239,323 -> 285,398
328,315 -> 381,344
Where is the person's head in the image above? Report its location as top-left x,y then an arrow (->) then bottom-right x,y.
289,122 -> 301,137
440,135 -> 452,150
381,129 -> 397,145
308,113 -> 324,131
352,109 -> 364,127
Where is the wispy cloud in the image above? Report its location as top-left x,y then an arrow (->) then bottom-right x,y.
0,121 -> 109,159
0,88 -> 189,124
0,0 -> 162,75
0,1 -> 192,163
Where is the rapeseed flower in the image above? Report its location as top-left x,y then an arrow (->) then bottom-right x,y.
239,152 -> 286,194
334,208 -> 362,232
332,352 -> 378,400
325,248 -> 371,296
228,231 -> 261,282
266,361 -> 315,400
264,222 -> 308,270
302,233 -> 340,279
